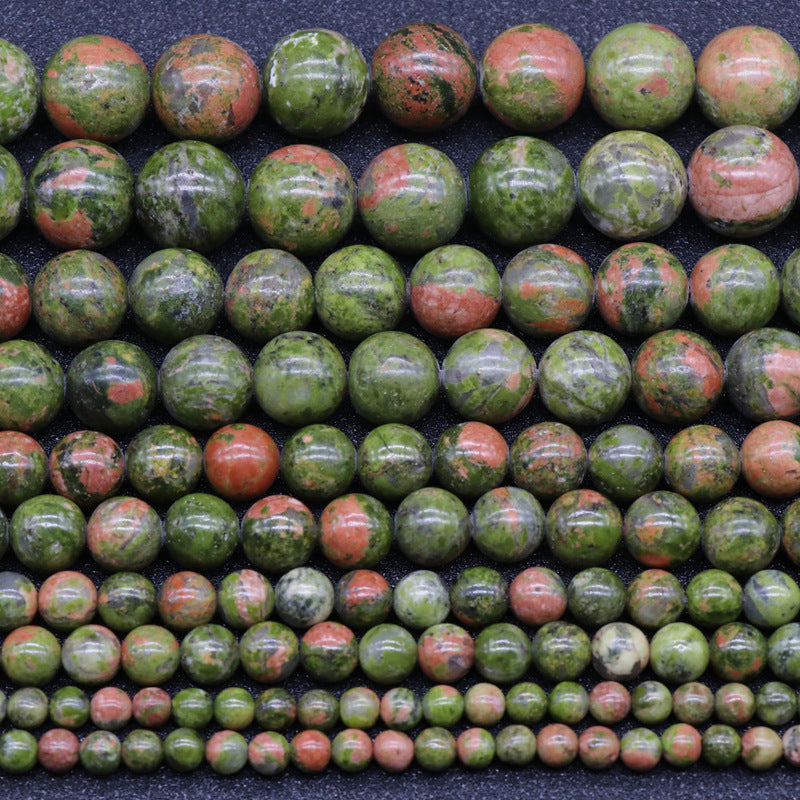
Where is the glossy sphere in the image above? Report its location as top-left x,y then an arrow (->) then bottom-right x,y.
132,687 -> 171,728
464,683 -> 506,726
743,570 -> 800,629
359,623 -> 417,685
0,39 -> 38,143
281,425 -> 354,504
759,682 -> 798,725
0,255 -> 30,341
61,624 -> 119,685
253,331 -> 346,427
620,727 -> 661,771
434,422 -> 507,499
38,728 -> 80,773
128,248 -> 222,344
240,621 -> 299,683
33,250 -> 127,347
418,623 -> 474,683
38,570 -> 96,632
242,495 -> 316,574
87,497 -> 160,572
567,568 -> 626,628
587,24 -> 694,130
532,621 -> 591,681
218,569 -> 273,630
0,729 -> 38,774
172,687 -> 213,729
395,487 -> 470,567
10,494 -> 85,574
578,726 -> 619,770
768,623 -> 800,683
122,729 -> 163,774
264,28 -> 368,138
650,622 -> 709,683
474,622 -> 532,683
627,569 -> 686,630
481,24 -> 583,132
709,622 -> 767,682
672,682 -> 714,725
631,329 -> 724,424
49,430 -> 123,508
1,625 -> 60,686
373,730 -> 415,773
349,332 -> 439,424
457,727 -> 495,769
742,421 -> 800,499
506,682 -> 547,725
393,571 -> 449,630
687,125 -> 798,237
715,683 -> 755,726
469,136 -> 575,248
274,567 -> 333,629
255,687 -> 296,731
0,431 -> 47,507
0,340 -> 64,432
97,572 -> 156,633
66,340 -> 156,434
125,425 -> 202,504
783,248 -> 800,326
319,493 -> 392,569
595,242 -> 688,337
163,727 -> 204,772
27,140 -> 133,250
415,727 -> 457,772
42,35 -> 149,141
742,727 -> 783,771
152,34 -> 260,142
224,249 -> 313,343
409,245 -> 500,339
588,425 -> 663,504
121,625 -> 179,685
696,26 -> 800,128
589,681 -> 630,725
472,487 -> 545,563
591,622 -> 650,681
502,244 -> 592,338
624,491 -> 701,568
687,569 -> 743,628
160,335 -> 252,431
537,724 -> 578,768
181,624 -> 238,685
510,567 -> 567,626
539,331 -> 630,426
0,147 -> 22,241
248,731 -> 290,776
443,328 -> 535,423
300,621 -> 358,683
664,425 -> 740,504
358,143 -> 466,255
422,685 -> 464,727
380,687 -> 422,732
135,141 -> 244,251
545,489 -> 622,568
357,424 -> 432,503
332,728 -> 372,773
0,571 -> 37,631
495,724 -> 538,767
785,501 -> 800,566
90,686 -> 131,731
661,723 -> 702,769
158,571 -> 216,631
372,23 -> 476,131
249,145 -> 354,256
339,687 -> 380,729
703,497 -> 780,575
632,684 -> 675,723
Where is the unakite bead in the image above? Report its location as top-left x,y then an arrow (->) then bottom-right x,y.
473,622 -> 531,683
132,687 -> 171,728
767,623 -> 800,684
741,726 -> 783,771
672,682 -> 714,726
121,624 -> 179,685
158,571 -> 216,631
450,567 -> 509,628
206,730 -> 248,775
180,624 -> 239,685
743,570 -> 800,629
393,570 -> 450,630
7,687 -> 47,728
380,687 -> 421,732
61,625 -> 120,686
578,726 -> 620,770
217,569 -> 273,630
97,572 -> 157,633
331,728 -> 373,773
531,621 -> 591,681
417,623 -> 474,683
90,686 -> 131,731
0,571 -> 37,631
122,729 -> 163,773
37,570 -> 96,632
300,621 -> 358,683
548,682 -> 589,725
506,683 -> 548,726
163,728 -> 204,772
464,683 -> 505,726
274,567 -> 334,628
290,729 -> 331,773
171,688 -> 213,730
240,621 -> 299,683
536,723 -> 578,768
513,567 -> 565,630
422,685 -> 463,728
415,727 -> 457,772
630,681 -> 672,724
591,622 -> 650,681
49,686 -> 90,729
702,724 -> 742,768
358,623 -> 417,685
716,683 -> 756,726
0,39 -> 38,144
334,570 -> 392,629
248,731 -> 290,776
0,729 -> 37,774
649,622 -> 709,683
626,569 -> 686,630
242,495 -> 316,573
164,493 -> 238,571
319,493 -> 392,570
87,497 -> 160,573
756,681 -> 796,726
782,247 -> 800,327
620,727 -> 662,771
567,568 -> 626,628
457,727 -> 495,769
472,487 -> 545,564
661,723 -> 702,769
339,687 -> 380,729
434,422 -> 508,500
742,420 -> 800,499
254,688 -> 296,731
0,431 -> 47,508
709,622 -> 767,682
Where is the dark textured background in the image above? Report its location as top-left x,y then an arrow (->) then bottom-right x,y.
4,0 -> 800,796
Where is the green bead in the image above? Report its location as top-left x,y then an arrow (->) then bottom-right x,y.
450,567 -> 509,628
495,724 -> 537,766
297,689 -> 339,732
172,687 -> 213,730
672,682 -> 714,726
650,622 -> 709,684
358,623 -> 417,685
79,730 -> 121,775
7,687 -> 47,728
1,625 -> 61,686
206,730 -> 248,775
473,622 -> 531,683
254,687 -> 296,731
422,685 -> 463,728
163,727 -> 204,772
180,623 -> 239,685
630,681 -> 672,724
548,681 -> 589,725
339,687 -> 380,729
49,686 -> 90,729
471,487 -> 545,564
300,621 -> 358,683
710,622 -> 767,682
393,570 -> 450,630
97,572 -> 157,634
274,566 -> 334,628
164,493 -> 239,571
505,682 -> 547,725
0,729 -> 37,774
331,729 -> 373,772
433,422 -> 508,500
626,569 -> 686,630
743,569 -> 800,629
0,39 -> 38,144
239,621 -> 299,683
122,729 -> 163,773
414,727 -> 456,772
456,727 -> 495,769
756,681 -> 796,726
686,569 -> 743,628
120,624 -> 179,685
591,622 -> 650,681
531,621 -> 591,681
242,495 -> 316,574
767,623 -> 800,684
702,724 -> 741,768
213,688 -> 254,731
567,567 -> 626,628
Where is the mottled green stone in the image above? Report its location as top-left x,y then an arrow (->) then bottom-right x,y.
180,623 -> 239,685
743,570 -> 800,629
0,39 -> 38,144
471,486 -> 545,563
97,572 -> 156,633
61,624 -> 120,686
6,688 -> 45,729
709,622 -> 767,682
393,570 -> 449,630
456,727 -> 495,769
0,254 -> 30,342
505,683 -> 547,725
37,569 -> 96,631
782,248 -> 800,326
702,724 -> 742,768
1,625 -> 61,686
620,726 -> 662,769
473,622 -> 531,683
715,683 -> 755,727
687,569 -> 742,629
217,569 -> 273,630
300,621 -> 357,683
630,682 -> 672,724
768,623 -> 800,684
49,686 -> 90,729
214,687 -> 255,731
469,136 -> 575,247
756,681 -> 796,726
433,422 -> 508,499
450,567 -> 509,628
122,729 -> 163,773
171,688 -> 213,730
672,682 -> 714,726
567,567 -> 626,628
0,729 -> 37,774
415,727 -> 457,772
0,146 -> 22,240
661,723 -> 702,768
548,682 -> 589,725
339,687 -> 380,729
531,620 -> 591,681
495,724 -> 537,766
591,621 -> 650,681
626,569 -> 686,630
281,425 -> 355,504
422,685 -> 464,728
578,131 -> 687,239
650,622 -> 709,683
274,567 -> 334,629
163,727 -> 204,772
135,141 -> 244,251
254,687 -> 296,731
0,340 -> 64,432
242,495 -> 316,573
87,497 -> 161,573
358,623 -> 417,685
206,730 -> 248,775
239,621 -> 299,683
121,624 -> 179,685
164,493 -> 238,571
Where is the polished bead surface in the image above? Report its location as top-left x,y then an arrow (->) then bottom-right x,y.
0,340 -> 64,432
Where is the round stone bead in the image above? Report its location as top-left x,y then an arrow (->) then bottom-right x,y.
631,329 -> 724,424
132,687 -> 171,728
160,335 -> 252,431
49,430 -> 123,509
588,425 -> 663,504
240,621 -> 299,683
591,622 -> 650,681
0,340 -> 64,432
281,425 -> 354,504
687,125 -> 798,237
702,496 -> 780,575
768,623 -> 800,683
0,39 -> 38,143
578,726 -> 620,770
474,622 -> 532,683
631,683 -> 674,727
687,569 -> 743,628
456,727 -> 495,769
587,23 -> 695,130
158,571 -> 216,631
135,141 -> 245,251
0,254 -> 31,341
254,687 -> 296,731
248,731 -> 290,776
408,245 -> 501,339
626,569 -> 686,630
359,623 -> 417,685
0,149 -> 22,241
696,26 -> 800,129
264,28 -> 368,138
415,727 -> 457,772
578,131 -> 686,239
224,249 -> 313,343
217,569 -> 273,630
128,248 -> 222,344
469,136 -> 575,248
163,727 -> 204,772
620,727 -> 662,771
290,730 -> 331,774
433,422 -> 508,500
595,242 -> 688,337
298,691 -> 338,735
97,572 -> 157,633
249,145 -> 355,256
213,686 -> 258,728
661,723 -> 702,769
567,568 -> 626,628
511,566 -> 567,626
121,624 -> 179,685
742,421 -> 800,500
443,328 -> 536,424
152,34 -> 260,142
480,24 -> 584,132
300,621 -> 358,683
472,487 -> 545,563
87,497 -> 161,572
545,489 -> 623,568
253,331 -> 346,427
242,495 -> 316,574
532,621 -> 591,681
588,682 -> 630,725
502,244 -> 592,338
664,425 -> 740,504
38,728 -> 80,773
690,245 -> 779,336
741,727 -> 783,771
650,622 -> 709,683
464,683 -> 506,726
538,331 -> 630,426
37,570 -> 96,632
672,682 -> 714,726
319,493 -> 392,570
339,686 -> 381,729
274,567 -> 334,629
180,623 -> 239,685
172,687 -> 213,730
506,682 -> 547,726
121,729 -> 163,774
623,491 -> 701,568
785,501 -> 800,566
372,730 -> 418,770
393,571 -> 450,630
10,494 -> 85,574
495,725 -> 538,767
90,686 -> 131,731
743,570 -> 800,629
331,728 -> 372,773
756,682 -> 796,726
422,685 -> 464,727
125,425 -> 202,504
41,35 -> 148,143
783,248 -> 800,326
0,571 -> 37,631
784,726 -> 800,767
61,624 -> 120,685
203,424 -> 279,503
1,625 -> 61,686
357,424 -> 432,503
451,567 -> 509,628
372,22 -> 477,131
0,431 -> 46,508
66,340 -> 156,435
348,332 -> 440,425
418,623 -> 474,683
709,622 -> 767,682
358,143 -> 466,255
536,724 -> 578,768
0,729 -> 38,774
27,140 -> 133,250
395,487 -> 470,568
